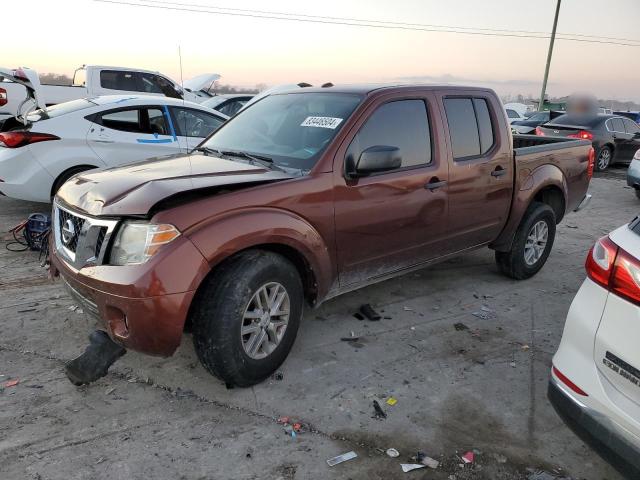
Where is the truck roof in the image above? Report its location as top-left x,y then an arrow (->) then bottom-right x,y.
270,83 -> 496,96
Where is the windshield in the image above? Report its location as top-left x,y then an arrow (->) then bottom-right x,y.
201,92 -> 362,171
28,98 -> 97,121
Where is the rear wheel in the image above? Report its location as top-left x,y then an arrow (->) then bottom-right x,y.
495,202 -> 556,280
191,250 -> 303,387
595,146 -> 612,171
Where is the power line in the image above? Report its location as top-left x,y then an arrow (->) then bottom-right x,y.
93,0 -> 640,47
143,0 -> 640,45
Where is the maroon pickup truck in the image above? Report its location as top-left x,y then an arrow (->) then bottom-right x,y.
51,84 -> 594,386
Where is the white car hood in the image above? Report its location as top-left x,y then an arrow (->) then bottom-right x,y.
183,73 -> 221,93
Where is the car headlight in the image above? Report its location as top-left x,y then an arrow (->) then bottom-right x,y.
110,222 -> 180,265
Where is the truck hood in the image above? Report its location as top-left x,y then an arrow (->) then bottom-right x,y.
56,153 -> 294,217
183,73 -> 221,93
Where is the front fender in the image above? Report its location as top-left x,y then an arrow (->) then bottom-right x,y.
490,164 -> 567,252
186,207 -> 334,300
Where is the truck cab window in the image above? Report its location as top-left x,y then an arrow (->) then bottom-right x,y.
347,100 -> 431,169
444,97 -> 495,160
100,70 -> 139,91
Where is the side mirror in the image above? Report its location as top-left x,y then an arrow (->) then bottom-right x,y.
347,145 -> 401,178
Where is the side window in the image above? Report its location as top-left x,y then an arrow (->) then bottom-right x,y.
146,108 -> 169,135
100,70 -> 140,91
623,118 -> 640,134
347,100 -> 431,169
140,73 -> 181,99
473,98 -> 495,154
506,109 -> 519,119
98,109 -> 142,133
444,98 -> 480,159
218,99 -> 248,117
610,118 -> 625,132
172,108 -> 225,138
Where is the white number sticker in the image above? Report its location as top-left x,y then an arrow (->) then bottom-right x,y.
300,116 -> 343,129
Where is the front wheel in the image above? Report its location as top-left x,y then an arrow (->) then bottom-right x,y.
495,202 -> 556,280
191,250 -> 303,387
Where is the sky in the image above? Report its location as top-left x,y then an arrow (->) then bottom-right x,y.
6,0 -> 640,101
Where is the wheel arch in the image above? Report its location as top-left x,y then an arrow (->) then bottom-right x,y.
51,164 -> 100,198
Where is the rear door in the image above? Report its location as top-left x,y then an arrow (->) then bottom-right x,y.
440,93 -> 513,251
333,93 -> 449,286
607,117 -> 633,162
169,106 -> 226,150
87,105 -> 180,166
623,118 -> 640,160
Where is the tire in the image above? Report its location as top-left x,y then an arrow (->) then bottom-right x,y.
191,250 -> 303,387
595,145 -> 612,171
51,166 -> 93,199
495,202 -> 556,280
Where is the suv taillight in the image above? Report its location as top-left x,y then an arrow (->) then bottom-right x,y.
0,88 -> 6,107
0,132 -> 60,148
586,235 -> 640,305
535,126 -> 545,136
568,130 -> 593,141
587,147 -> 595,180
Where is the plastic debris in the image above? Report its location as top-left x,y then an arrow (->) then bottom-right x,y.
403,306 -> 413,311
372,400 -> 387,419
386,397 -> 397,406
327,451 -> 357,466
341,331 -> 360,342
360,304 -> 381,321
401,464 -> 426,473
461,451 -> 475,464
454,322 -> 469,331
386,448 -> 399,458
3,379 -> 19,388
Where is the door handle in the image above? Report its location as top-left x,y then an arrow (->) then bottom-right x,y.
491,167 -> 507,177
424,178 -> 447,191
93,139 -> 115,143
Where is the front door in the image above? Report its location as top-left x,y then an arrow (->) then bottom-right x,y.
87,106 -> 181,167
622,118 -> 640,161
334,95 -> 449,287
439,94 -> 513,251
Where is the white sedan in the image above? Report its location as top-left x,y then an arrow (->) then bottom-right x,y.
550,220 -> 640,477
0,95 -> 227,203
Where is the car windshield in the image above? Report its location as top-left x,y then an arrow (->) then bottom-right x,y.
27,98 -> 97,121
200,92 -> 363,172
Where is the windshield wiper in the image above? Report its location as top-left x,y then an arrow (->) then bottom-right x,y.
192,146 -> 220,156
218,150 -> 285,171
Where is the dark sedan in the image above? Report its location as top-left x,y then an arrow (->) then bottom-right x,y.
537,114 -> 640,171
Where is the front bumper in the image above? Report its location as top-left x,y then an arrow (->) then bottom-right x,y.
51,234 -> 210,357
548,377 -> 640,478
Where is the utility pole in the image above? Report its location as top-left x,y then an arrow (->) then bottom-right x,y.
539,0 -> 561,111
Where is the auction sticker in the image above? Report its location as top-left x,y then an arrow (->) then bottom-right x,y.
301,116 -> 343,129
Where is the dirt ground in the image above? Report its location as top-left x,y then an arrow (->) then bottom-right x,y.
0,169 -> 635,480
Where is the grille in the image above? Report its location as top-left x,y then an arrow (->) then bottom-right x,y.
95,227 -> 107,258
58,209 -> 85,253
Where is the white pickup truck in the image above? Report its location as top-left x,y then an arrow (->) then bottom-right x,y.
0,65 -> 220,120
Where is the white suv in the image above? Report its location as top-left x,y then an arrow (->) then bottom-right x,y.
550,218 -> 640,478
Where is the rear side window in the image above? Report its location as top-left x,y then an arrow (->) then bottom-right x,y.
505,109 -> 519,119
99,109 -> 142,132
347,99 -> 432,168
444,97 -> 498,160
100,70 -> 139,91
172,108 -> 225,138
609,118 -> 625,132
623,118 -> 640,134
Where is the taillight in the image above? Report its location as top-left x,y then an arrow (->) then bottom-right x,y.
535,126 -> 545,136
585,235 -> 640,306
0,132 -> 60,148
0,88 -> 6,107
552,366 -> 588,396
586,235 -> 618,287
568,130 -> 593,141
587,147 -> 595,180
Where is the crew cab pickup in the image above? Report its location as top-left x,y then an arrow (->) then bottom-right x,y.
0,66 -> 220,120
50,84 -> 595,387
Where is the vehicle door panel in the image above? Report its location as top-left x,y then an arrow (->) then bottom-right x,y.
439,93 -> 514,251
333,94 -> 449,287
87,106 -> 180,167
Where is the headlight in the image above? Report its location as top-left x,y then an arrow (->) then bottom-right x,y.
110,222 -> 180,265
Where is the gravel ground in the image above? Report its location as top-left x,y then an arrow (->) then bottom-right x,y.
0,169 -> 634,480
